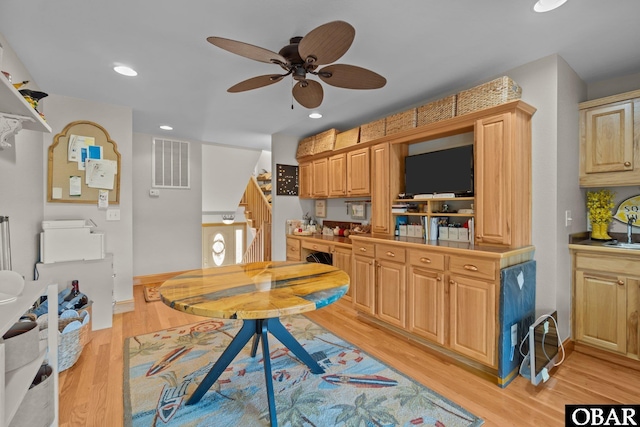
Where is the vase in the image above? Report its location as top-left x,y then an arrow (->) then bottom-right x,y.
591,223 -> 612,240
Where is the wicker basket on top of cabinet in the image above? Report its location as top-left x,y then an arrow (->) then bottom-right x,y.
313,128 -> 338,154
334,127 -> 360,150
456,76 -> 522,116
385,108 -> 417,135
296,135 -> 315,159
417,95 -> 457,126
360,118 -> 386,143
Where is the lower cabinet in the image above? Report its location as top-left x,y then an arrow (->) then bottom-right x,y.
572,249 -> 640,359
352,241 -> 376,314
376,258 -> 406,329
408,265 -> 445,346
332,245 -> 353,301
286,237 -> 301,261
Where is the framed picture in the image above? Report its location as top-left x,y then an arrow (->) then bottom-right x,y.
315,200 -> 326,218
350,202 -> 366,219
276,164 -> 299,196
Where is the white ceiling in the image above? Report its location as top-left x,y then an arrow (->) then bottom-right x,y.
1,0 -> 639,151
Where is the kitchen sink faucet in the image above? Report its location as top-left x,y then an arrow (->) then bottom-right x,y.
628,216 -> 637,244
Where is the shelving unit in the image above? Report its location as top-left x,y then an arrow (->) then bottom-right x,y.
0,75 -> 52,147
257,172 -> 272,203
392,197 -> 474,240
1,281 -> 58,427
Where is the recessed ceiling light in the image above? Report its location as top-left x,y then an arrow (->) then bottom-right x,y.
159,125 -> 173,130
533,0 -> 567,12
113,65 -> 138,76
309,112 -> 322,119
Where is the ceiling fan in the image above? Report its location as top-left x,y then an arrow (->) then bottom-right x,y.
207,21 -> 387,109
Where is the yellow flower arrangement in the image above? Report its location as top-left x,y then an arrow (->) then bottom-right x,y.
586,189 -> 615,224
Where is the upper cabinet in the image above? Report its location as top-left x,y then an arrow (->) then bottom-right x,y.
346,147 -> 370,196
579,89 -> 640,187
0,75 -> 51,146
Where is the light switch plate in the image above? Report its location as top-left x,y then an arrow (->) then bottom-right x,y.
106,209 -> 120,221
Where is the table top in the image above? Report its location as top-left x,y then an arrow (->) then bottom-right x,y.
159,261 -> 349,320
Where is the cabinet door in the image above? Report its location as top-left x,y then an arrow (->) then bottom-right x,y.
347,147 -> 370,196
352,254 -> 375,314
475,113 -> 512,246
299,162 -> 312,199
312,158 -> 329,198
328,153 -> 347,197
371,143 -> 390,234
449,274 -> 496,367
286,237 -> 301,261
408,266 -> 445,345
575,270 -> 627,354
376,258 -> 406,328
332,246 -> 352,300
584,101 -> 634,175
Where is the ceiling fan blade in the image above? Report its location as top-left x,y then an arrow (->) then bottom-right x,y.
298,21 -> 355,66
318,64 -> 387,89
228,74 -> 285,93
207,37 -> 287,64
292,80 -> 324,109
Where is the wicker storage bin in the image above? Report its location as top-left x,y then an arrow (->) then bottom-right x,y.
9,364 -> 55,427
334,127 -> 360,150
313,128 -> 338,154
56,308 -> 91,371
456,76 -> 522,116
2,321 -> 40,372
417,95 -> 457,126
296,135 -> 315,159
360,118 -> 386,143
385,108 -> 417,135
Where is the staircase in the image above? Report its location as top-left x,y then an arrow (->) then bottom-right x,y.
241,175 -> 272,263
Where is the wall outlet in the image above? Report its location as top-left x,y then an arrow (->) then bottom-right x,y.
106,209 -> 120,221
565,210 -> 572,227
149,189 -> 160,197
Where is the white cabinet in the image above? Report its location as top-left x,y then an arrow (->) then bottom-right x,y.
1,281 -> 58,427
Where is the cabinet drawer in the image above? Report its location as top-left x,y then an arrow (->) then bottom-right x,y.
448,255 -> 497,281
376,244 -> 406,263
409,249 -> 445,271
286,238 -> 301,260
352,241 -> 375,258
301,240 -> 331,254
576,252 -> 640,276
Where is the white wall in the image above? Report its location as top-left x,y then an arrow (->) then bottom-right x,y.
42,95 -> 134,303
132,133 -> 203,276
254,150 -> 272,176
271,133 -> 305,260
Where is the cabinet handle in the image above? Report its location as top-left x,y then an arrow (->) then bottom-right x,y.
437,276 -> 442,281
359,247 -> 367,252
386,251 -> 395,257
449,279 -> 455,285
463,264 -> 479,271
624,161 -> 631,167
313,245 -> 317,249
420,257 -> 431,264
618,280 -> 624,285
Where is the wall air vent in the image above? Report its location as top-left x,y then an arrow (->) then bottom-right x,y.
152,138 -> 190,189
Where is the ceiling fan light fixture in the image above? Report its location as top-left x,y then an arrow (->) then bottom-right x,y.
533,0 -> 568,12
113,65 -> 138,77
309,112 -> 322,119
221,214 -> 235,225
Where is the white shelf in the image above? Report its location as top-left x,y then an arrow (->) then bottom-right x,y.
0,75 -> 51,133
0,281 -> 48,336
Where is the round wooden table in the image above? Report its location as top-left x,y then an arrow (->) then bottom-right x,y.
159,261 -> 349,426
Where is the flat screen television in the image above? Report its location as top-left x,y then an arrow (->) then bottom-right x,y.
404,145 -> 474,196
526,310 -> 560,386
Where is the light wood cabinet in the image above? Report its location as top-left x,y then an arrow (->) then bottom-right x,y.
579,90 -> 640,187
332,246 -> 353,300
347,147 -> 370,196
351,240 -> 376,314
408,250 -> 446,344
328,153 -> 347,197
375,244 -> 406,328
298,162 -> 312,199
475,109 -> 532,247
286,237 -> 301,261
371,143 -> 406,235
312,158 -> 329,198
572,247 -> 640,359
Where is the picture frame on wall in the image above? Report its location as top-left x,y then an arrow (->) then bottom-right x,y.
350,202 -> 366,219
315,200 -> 326,218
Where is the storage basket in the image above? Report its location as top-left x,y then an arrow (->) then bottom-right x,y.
456,76 -> 522,116
360,118 -> 386,143
417,95 -> 457,126
296,135 -> 315,159
312,128 -> 338,154
57,308 -> 91,371
9,364 -> 54,427
2,321 -> 40,372
385,108 -> 417,135
334,127 -> 360,150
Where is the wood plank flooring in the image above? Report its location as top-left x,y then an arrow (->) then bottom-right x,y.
58,285 -> 640,427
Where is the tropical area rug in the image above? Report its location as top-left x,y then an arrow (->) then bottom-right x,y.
142,285 -> 160,302
124,314 -> 483,427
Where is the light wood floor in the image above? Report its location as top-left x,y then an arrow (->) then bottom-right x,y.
58,284 -> 640,427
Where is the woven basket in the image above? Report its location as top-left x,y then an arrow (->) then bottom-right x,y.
296,135 -> 315,159
385,109 -> 417,135
360,118 -> 386,143
57,308 -> 91,371
456,76 -> 522,116
313,128 -> 337,154
417,95 -> 457,126
334,127 -> 360,150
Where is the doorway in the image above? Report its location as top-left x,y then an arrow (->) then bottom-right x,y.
202,223 -> 246,268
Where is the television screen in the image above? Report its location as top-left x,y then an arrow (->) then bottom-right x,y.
528,310 -> 560,386
404,145 -> 473,196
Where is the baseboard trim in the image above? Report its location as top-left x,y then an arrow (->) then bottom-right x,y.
133,270 -> 191,286
114,299 -> 135,314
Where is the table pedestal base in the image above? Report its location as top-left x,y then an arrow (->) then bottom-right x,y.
186,317 -> 325,426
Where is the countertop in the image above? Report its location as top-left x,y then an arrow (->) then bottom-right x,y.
568,231 -> 640,255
